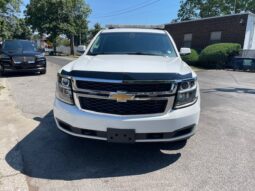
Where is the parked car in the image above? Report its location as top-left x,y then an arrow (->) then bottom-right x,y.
0,39 -> 47,75
77,45 -> 86,55
230,50 -> 255,71
53,26 -> 200,143
231,57 -> 255,71
44,47 -> 54,55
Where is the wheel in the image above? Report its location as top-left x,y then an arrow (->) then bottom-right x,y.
0,65 -> 5,76
40,69 -> 46,74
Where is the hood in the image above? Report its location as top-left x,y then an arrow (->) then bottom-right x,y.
2,50 -> 41,57
67,55 -> 191,75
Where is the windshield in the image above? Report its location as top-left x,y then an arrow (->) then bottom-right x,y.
2,40 -> 36,53
88,32 -> 177,57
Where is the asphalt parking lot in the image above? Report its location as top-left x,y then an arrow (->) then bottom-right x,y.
1,56 -> 255,191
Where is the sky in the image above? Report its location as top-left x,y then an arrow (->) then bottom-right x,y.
21,0 -> 180,28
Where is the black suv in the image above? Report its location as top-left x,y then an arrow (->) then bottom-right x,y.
0,40 -> 46,75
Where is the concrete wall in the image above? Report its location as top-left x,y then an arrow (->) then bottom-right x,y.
56,46 -> 78,55
244,14 -> 255,50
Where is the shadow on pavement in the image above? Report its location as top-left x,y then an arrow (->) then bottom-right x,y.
0,71 -> 40,78
5,111 -> 184,180
202,87 -> 255,95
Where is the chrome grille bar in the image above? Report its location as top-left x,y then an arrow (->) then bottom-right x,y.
71,77 -> 177,115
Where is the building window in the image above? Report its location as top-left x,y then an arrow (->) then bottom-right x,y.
210,31 -> 222,43
183,33 -> 192,47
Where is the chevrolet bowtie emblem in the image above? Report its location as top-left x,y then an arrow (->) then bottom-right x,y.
110,92 -> 135,102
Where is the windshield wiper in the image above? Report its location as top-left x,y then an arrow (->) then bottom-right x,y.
124,52 -> 163,56
88,52 -> 109,56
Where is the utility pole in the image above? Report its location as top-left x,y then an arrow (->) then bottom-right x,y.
234,0 -> 237,14
79,31 -> 81,45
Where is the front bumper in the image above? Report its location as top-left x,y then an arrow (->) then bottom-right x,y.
2,61 -> 46,72
53,97 -> 200,143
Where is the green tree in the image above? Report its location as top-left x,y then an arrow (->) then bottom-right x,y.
0,0 -> 21,13
25,0 -> 91,55
0,19 -> 12,39
177,0 -> 199,21
0,0 -> 22,40
90,23 -> 102,38
31,33 -> 41,41
56,36 -> 70,47
65,0 -> 91,54
87,23 -> 102,43
12,18 -> 32,39
177,0 -> 255,21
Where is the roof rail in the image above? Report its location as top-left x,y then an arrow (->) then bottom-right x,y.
106,24 -> 165,30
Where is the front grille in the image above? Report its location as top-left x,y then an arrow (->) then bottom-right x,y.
79,97 -> 168,115
76,81 -> 172,92
12,56 -> 35,63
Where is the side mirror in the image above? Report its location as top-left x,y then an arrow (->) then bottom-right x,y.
180,48 -> 191,55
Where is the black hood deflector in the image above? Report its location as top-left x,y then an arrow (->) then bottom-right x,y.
61,70 -> 193,81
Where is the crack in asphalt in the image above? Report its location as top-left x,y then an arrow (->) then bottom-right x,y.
0,172 -> 21,179
226,70 -> 240,85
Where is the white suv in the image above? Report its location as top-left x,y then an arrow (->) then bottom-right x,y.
53,26 -> 200,143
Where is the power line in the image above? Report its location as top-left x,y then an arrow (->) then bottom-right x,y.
94,0 -> 157,16
91,0 -> 161,19
93,0 -> 160,18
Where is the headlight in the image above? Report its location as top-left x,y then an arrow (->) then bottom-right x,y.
56,74 -> 74,104
35,53 -> 45,60
174,78 -> 198,109
0,54 -> 10,59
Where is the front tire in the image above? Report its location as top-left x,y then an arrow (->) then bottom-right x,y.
40,69 -> 46,75
0,65 -> 5,76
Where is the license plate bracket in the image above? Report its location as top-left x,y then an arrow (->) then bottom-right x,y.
107,128 -> 135,143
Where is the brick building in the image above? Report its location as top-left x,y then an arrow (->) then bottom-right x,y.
165,12 -> 255,51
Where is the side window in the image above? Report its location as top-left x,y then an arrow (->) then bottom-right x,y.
183,33 -> 192,48
210,31 -> 222,44
90,36 -> 101,53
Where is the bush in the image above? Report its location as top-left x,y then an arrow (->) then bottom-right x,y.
199,43 -> 241,69
181,49 -> 199,65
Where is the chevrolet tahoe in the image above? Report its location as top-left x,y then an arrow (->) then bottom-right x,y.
53,26 -> 200,143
